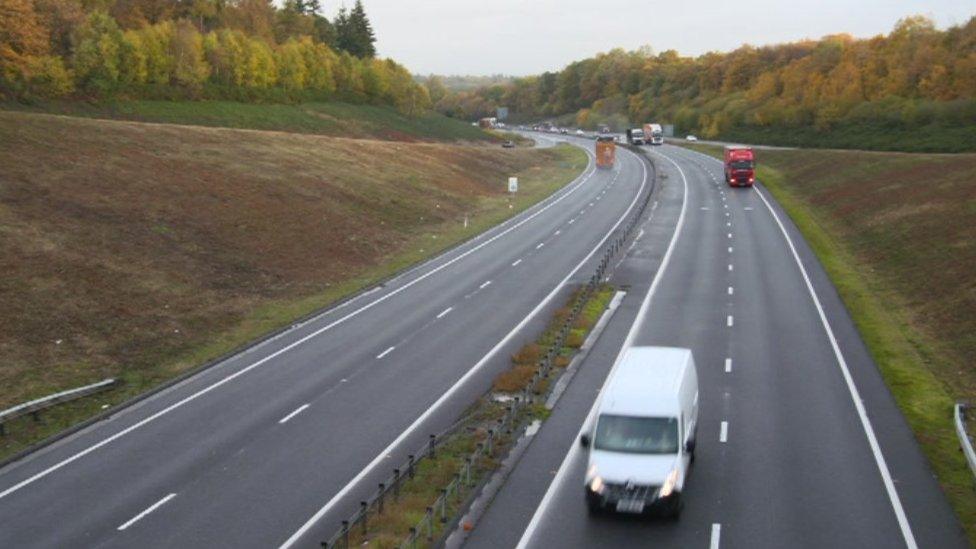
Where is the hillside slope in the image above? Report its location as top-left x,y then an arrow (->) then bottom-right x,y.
0,111 -> 586,456
1,100 -> 490,142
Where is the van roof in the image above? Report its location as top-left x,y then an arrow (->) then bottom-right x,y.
599,346 -> 692,418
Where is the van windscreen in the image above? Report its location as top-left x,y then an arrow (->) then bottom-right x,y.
594,415 -> 678,454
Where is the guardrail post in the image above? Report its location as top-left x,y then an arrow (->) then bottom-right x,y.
31,411 -> 41,423
393,468 -> 401,499
465,457 -> 473,486
429,434 -> 437,459
341,521 -> 349,548
0,423 -> 5,436
425,507 -> 434,541
455,474 -> 462,503
439,490 -> 448,523
378,483 -> 385,515
486,429 -> 494,454
408,527 -> 417,549
360,501 -> 368,537
408,455 -> 415,479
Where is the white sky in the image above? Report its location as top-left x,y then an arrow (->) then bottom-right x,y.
323,0 -> 975,76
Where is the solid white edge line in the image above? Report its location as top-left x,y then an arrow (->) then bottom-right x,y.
728,286 -> 733,295
117,493 -> 177,531
710,523 -> 722,549
436,307 -> 453,319
683,146 -> 917,549
515,147 -> 689,549
280,147 -> 651,549
376,346 -> 395,360
725,358 -> 732,373
720,421 -> 729,443
479,281 -> 492,290
0,140 -> 605,503
753,185 -> 918,549
279,404 -> 310,424
727,315 -> 734,327
512,259 -> 522,267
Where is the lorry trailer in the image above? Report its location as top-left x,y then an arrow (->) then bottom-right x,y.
595,136 -> 616,169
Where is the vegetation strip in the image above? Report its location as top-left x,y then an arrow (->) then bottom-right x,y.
323,284 -> 616,548
679,142 -> 976,543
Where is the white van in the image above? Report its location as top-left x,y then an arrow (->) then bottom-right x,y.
580,346 -> 699,518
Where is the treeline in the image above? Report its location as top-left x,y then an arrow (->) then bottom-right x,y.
0,0 -> 431,113
436,16 -> 976,149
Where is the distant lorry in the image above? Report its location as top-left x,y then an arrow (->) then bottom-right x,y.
644,123 -> 664,145
724,145 -> 755,186
478,117 -> 497,129
625,128 -> 645,145
580,346 -> 699,518
595,136 -> 616,169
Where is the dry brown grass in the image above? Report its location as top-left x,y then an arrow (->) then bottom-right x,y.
0,111 -> 587,454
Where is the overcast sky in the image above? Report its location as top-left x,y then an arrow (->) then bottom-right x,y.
323,0 -> 974,76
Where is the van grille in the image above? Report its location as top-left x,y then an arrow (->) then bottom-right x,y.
604,482 -> 659,502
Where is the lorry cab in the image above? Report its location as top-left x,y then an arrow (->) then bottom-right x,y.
724,145 -> 755,186
580,346 -> 698,518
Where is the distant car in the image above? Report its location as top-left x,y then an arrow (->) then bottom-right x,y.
560,128 -> 569,134
686,135 -> 698,141
502,140 -> 515,148
576,129 -> 585,136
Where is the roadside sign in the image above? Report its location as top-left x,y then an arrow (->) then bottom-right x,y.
508,177 -> 518,193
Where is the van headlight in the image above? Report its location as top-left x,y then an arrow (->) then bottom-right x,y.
660,468 -> 679,497
587,465 -> 605,494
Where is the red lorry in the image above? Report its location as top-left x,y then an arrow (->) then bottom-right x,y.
724,146 -> 755,187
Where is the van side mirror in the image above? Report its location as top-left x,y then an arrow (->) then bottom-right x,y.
580,434 -> 590,448
684,439 -> 696,453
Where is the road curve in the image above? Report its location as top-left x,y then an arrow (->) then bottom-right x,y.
0,138 -> 650,548
461,143 -> 967,549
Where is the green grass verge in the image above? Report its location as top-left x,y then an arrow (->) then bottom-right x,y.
0,144 -> 588,463
715,122 -> 976,153
0,99 -> 492,142
680,142 -> 976,543
353,284 -> 616,547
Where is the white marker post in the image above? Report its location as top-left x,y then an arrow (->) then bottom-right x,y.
508,177 -> 518,193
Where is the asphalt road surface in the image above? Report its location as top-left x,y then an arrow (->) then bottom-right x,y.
462,143 -> 967,549
0,137 -> 651,548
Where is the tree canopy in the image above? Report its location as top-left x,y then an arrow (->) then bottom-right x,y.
437,16 -> 976,140
0,0 -> 417,110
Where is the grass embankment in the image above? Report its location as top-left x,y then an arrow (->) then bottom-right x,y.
0,100 -> 491,142
681,142 -> 976,541
355,285 -> 616,547
710,122 -> 976,153
0,110 -> 587,460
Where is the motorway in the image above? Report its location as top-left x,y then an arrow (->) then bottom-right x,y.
0,132 -> 966,549
462,142 -> 968,548
0,135 -> 652,547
